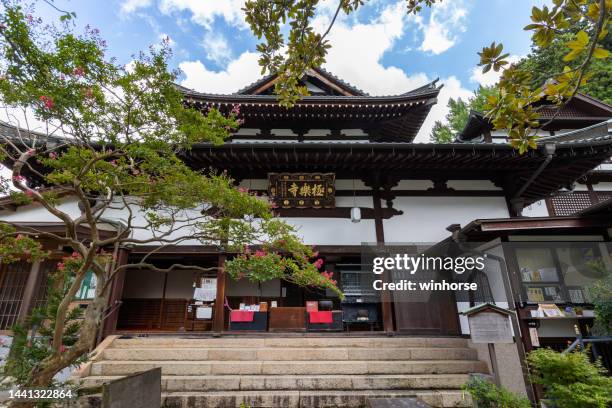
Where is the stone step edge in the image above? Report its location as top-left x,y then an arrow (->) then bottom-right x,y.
91,359 -> 481,364
80,373 -> 472,379
75,389 -> 472,408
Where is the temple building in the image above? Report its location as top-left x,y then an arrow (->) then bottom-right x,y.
0,68 -> 611,406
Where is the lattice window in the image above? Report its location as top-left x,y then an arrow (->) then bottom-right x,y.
0,262 -> 30,330
549,192 -> 593,216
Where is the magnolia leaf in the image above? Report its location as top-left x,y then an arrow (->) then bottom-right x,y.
592,47 -> 610,59
576,30 -> 589,47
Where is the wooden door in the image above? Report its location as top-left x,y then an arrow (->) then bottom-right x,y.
392,268 -> 461,335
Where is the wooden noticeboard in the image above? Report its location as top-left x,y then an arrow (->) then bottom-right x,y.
268,173 -> 335,208
462,303 -> 514,344
467,311 -> 513,344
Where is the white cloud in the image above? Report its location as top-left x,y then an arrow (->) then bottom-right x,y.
469,54 -> 522,87
415,76 -> 472,142
311,2 -> 429,95
159,0 -> 248,30
203,33 -> 232,65
418,1 -> 467,55
120,0 -> 152,14
179,52 -> 261,94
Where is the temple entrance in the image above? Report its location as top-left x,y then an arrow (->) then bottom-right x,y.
114,254 -> 385,333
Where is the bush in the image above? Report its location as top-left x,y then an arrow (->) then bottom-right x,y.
527,348 -> 612,408
462,376 -> 531,408
588,270 -> 612,336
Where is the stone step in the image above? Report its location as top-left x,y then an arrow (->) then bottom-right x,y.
80,373 -> 472,391
101,347 -> 478,361
111,337 -> 469,349
89,360 -> 488,376
157,390 -> 471,408
76,390 -> 471,408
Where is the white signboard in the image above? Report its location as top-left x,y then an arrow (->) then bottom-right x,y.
468,312 -> 513,344
193,278 -> 217,301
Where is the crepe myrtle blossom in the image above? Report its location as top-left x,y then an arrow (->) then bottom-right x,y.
313,258 -> 324,270
39,95 -> 54,109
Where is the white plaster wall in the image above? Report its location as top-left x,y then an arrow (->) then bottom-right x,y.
383,196 -> 510,243
522,200 -> 550,217
393,180 -> 432,190
446,180 -> 502,190
281,196 -> 376,245
0,196 -> 81,222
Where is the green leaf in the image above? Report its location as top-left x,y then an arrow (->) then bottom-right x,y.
592,47 -> 609,59
576,30 -> 589,47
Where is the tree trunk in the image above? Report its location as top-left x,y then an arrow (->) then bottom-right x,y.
8,292 -> 109,408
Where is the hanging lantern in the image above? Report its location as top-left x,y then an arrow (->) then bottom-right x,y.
351,206 -> 361,223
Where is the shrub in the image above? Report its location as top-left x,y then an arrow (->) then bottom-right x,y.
587,270 -> 612,336
462,376 -> 531,408
527,348 -> 612,408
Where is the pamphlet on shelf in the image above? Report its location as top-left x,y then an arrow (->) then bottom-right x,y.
271,301 -> 278,308
538,303 -> 563,317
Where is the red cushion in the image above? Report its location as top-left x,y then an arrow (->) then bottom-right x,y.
309,311 -> 333,324
231,310 -> 255,322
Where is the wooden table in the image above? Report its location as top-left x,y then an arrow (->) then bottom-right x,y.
268,307 -> 306,331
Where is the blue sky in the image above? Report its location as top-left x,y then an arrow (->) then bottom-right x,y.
33,0 -> 551,141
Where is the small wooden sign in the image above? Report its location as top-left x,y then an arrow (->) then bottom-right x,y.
461,303 -> 514,344
268,173 -> 335,208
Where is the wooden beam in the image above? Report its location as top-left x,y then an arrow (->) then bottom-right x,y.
213,252 -> 227,332
373,188 -> 394,333
17,261 -> 42,324
101,247 -> 129,338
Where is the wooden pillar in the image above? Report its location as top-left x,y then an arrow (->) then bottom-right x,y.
373,188 -> 394,333
17,261 -> 43,324
213,252 -> 227,332
101,247 -> 129,338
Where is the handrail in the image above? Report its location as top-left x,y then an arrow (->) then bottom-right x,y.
564,336 -> 612,353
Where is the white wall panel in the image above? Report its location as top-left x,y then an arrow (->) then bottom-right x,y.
383,196 -> 509,243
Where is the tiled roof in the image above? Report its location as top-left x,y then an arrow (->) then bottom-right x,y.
538,120 -> 612,145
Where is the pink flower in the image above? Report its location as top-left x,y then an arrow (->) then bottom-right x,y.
49,152 -> 58,160
15,234 -> 23,240
230,104 -> 241,116
25,190 -> 33,197
84,87 -> 93,99
73,67 -> 85,77
254,250 -> 266,258
57,262 -> 65,271
12,175 -> 25,182
269,201 -> 278,209
312,251 -> 319,257
238,187 -> 249,193
39,95 -> 54,109
71,251 -> 80,258
313,258 -> 324,270
59,345 -> 67,353
27,148 -> 35,155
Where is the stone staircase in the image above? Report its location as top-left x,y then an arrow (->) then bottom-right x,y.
76,336 -> 487,407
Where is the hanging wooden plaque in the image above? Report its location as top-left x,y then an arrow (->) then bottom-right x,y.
268,173 -> 335,208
